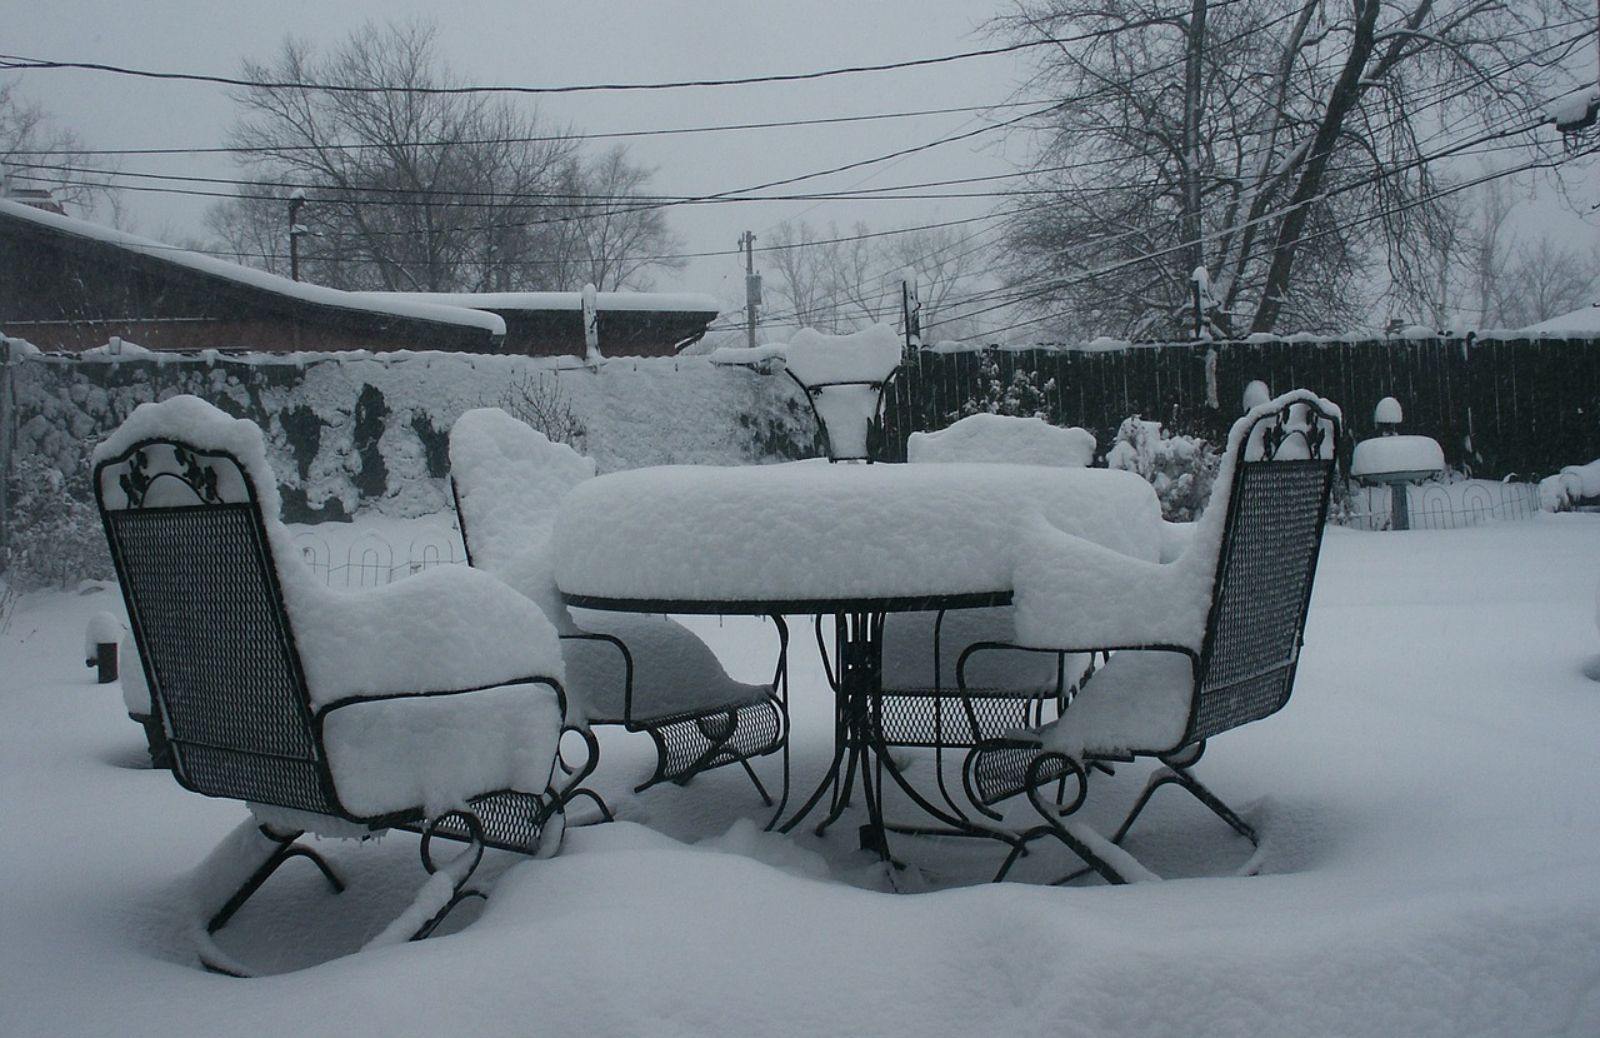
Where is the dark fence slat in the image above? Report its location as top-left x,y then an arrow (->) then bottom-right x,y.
892,336 -> 1600,480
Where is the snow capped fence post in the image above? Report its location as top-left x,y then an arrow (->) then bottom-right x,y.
582,283 -> 602,368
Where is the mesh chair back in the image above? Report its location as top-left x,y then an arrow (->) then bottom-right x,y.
1189,401 -> 1339,743
786,369 -> 900,462
96,440 -> 336,815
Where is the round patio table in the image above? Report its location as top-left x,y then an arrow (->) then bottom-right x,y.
552,460 -> 1164,862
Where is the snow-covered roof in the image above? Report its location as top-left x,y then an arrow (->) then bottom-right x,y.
1522,303 -> 1600,336
0,199 -> 506,336
356,290 -> 722,314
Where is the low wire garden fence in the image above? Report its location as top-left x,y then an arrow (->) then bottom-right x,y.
1340,479 -> 1542,532
290,525 -> 466,588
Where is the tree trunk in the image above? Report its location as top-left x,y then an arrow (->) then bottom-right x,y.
1181,0 -> 1208,280
1249,0 -> 1382,334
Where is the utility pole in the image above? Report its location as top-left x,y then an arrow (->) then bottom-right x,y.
740,231 -> 761,349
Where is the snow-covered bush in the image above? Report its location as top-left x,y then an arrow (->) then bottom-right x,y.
495,372 -> 587,451
2,454 -> 113,590
954,348 -> 1057,420
1539,459 -> 1600,511
1106,416 -> 1221,522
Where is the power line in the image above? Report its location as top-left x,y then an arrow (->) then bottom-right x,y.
0,99 -> 1057,158
0,12 -> 1223,98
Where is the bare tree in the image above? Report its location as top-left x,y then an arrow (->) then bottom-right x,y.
763,220 -> 852,333
763,220 -> 995,338
0,80 -> 121,222
995,0 -> 1592,338
1394,174 -> 1600,329
206,21 -> 684,294
539,146 -> 685,291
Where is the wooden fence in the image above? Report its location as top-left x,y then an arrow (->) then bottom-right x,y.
881,335 -> 1600,479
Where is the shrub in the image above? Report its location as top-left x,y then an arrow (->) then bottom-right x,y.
954,348 -> 1057,420
1106,416 -> 1221,522
495,372 -> 587,450
3,453 -> 114,590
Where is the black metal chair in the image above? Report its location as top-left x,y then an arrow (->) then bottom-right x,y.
95,396 -> 595,975
872,415 -> 1102,829
782,325 -> 903,463
449,408 -> 788,815
958,390 -> 1341,884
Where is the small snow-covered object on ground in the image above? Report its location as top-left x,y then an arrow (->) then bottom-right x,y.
907,413 -> 1095,467
84,611 -> 122,666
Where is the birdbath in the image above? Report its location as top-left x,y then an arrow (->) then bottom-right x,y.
1350,397 -> 1444,530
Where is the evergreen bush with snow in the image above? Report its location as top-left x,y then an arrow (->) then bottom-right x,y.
1105,416 -> 1221,522
954,347 -> 1058,420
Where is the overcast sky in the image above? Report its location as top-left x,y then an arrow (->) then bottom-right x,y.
5,0 -> 1042,316
7,1 -> 1598,331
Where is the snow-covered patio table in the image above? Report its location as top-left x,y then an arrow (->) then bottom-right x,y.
552,459 -> 1165,863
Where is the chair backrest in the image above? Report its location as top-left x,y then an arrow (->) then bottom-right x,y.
96,438 -> 338,816
782,325 -> 904,462
1187,395 -> 1340,744
448,408 -> 595,629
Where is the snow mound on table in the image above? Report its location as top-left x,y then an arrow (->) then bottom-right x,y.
908,413 -> 1095,467
555,461 -> 1164,604
1351,435 -> 1445,478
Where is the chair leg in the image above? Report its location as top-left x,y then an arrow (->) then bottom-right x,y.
997,752 -> 1160,885
555,725 -> 612,824
204,823 -> 345,935
365,810 -> 489,949
738,757 -> 774,806
1111,745 -> 1258,848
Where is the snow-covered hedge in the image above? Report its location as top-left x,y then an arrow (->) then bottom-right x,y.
5,346 -> 817,524
0,345 -> 820,587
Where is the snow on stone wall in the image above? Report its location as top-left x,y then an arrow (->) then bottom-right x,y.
5,345 -> 818,523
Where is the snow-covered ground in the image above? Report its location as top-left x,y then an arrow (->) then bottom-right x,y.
2,514 -> 1599,1036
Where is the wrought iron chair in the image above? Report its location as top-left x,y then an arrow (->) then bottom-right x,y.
873,415 -> 1101,828
449,408 -> 788,815
958,390 -> 1341,884
782,325 -> 903,462
95,396 -> 594,975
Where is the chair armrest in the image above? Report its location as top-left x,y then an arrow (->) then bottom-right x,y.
287,564 -> 565,709
558,631 -> 634,726
1011,514 -> 1211,653
316,676 -> 567,820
